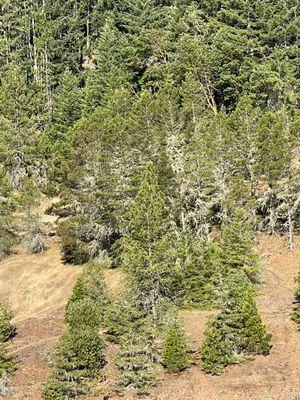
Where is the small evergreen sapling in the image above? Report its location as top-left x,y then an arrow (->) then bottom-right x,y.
41,328 -> 106,400
162,320 -> 190,373
220,208 -> 259,280
25,213 -> 48,254
116,322 -> 160,394
200,272 -> 271,374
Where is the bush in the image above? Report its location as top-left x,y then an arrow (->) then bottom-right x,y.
58,216 -> 110,265
0,345 -> 16,376
60,234 -> 90,264
162,320 -> 190,373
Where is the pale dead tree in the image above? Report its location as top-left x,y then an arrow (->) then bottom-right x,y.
8,151 -> 27,190
25,213 -> 48,254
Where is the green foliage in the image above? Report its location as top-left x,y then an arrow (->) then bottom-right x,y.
41,329 -> 105,400
0,217 -> 17,261
122,162 -> 183,306
105,287 -> 147,343
184,241 -> 224,309
59,216 -> 110,265
116,322 -> 160,394
220,208 -> 259,279
0,302 -> 15,342
0,345 -> 16,376
200,316 -> 235,375
24,213 -> 48,254
66,262 -> 110,320
200,272 -> 271,374
162,320 -> 190,373
65,298 -> 101,331
0,302 -> 16,381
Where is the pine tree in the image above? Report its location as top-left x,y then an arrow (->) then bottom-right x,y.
0,302 -> 16,382
162,320 -> 190,373
41,328 -> 105,400
200,271 -> 271,374
220,207 -> 259,280
200,316 -> 234,374
122,162 -> 183,317
66,262 -> 110,321
116,322 -> 160,394
184,241 -> 224,309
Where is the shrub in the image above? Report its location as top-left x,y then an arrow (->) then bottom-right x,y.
60,234 -> 90,264
58,216 -> 110,265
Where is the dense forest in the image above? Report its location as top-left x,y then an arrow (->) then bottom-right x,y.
0,0 -> 299,398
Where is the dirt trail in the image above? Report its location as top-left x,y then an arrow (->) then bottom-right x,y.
0,198 -> 299,400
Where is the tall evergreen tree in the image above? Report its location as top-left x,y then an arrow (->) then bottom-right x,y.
121,162 -> 183,318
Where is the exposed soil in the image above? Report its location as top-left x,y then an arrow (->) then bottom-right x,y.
0,199 -> 299,400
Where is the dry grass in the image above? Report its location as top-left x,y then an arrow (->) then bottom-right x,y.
0,197 -> 299,400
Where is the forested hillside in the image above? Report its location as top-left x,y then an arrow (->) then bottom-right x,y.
0,1 -> 299,399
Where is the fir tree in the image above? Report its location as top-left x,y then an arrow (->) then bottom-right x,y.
122,162 -> 183,317
162,319 -> 190,373
41,328 -> 105,400
116,322 -> 160,394
200,271 -> 271,374
220,208 -> 259,280
66,262 -> 110,321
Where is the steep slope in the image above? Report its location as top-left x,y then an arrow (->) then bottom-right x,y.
0,199 -> 80,399
0,199 -> 299,400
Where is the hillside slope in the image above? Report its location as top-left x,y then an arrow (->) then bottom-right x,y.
0,201 -> 299,399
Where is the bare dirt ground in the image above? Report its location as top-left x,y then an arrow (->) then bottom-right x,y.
0,197 -> 299,400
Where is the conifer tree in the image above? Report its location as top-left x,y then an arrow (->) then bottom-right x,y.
220,208 -> 259,280
116,322 -> 160,394
0,302 -> 16,383
200,271 -> 271,374
162,319 -> 190,373
122,162 -> 183,318
41,328 -> 106,400
184,241 -> 224,309
66,262 -> 110,321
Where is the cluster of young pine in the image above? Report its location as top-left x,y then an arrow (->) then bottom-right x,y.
41,263 -> 110,399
